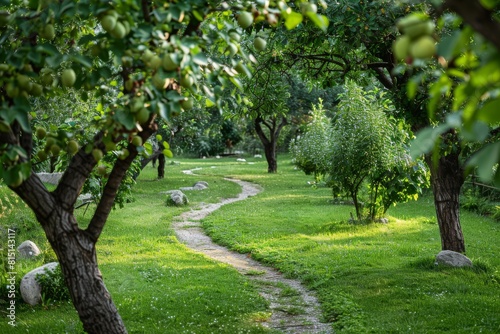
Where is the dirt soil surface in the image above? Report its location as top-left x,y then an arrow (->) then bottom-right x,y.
172,175 -> 333,333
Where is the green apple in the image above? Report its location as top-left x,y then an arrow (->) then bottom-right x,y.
392,35 -> 411,61
162,53 -> 178,71
40,24 -> 55,40
136,108 -> 150,123
253,37 -> 267,51
409,36 -> 436,59
37,150 -> 48,161
148,55 -> 162,70
61,69 -> 76,87
36,127 -> 47,139
97,165 -> 107,176
110,21 -> 126,38
237,11 -> 253,29
180,74 -> 194,89
180,97 -> 194,110
92,148 -> 103,161
50,144 -> 61,156
119,148 -> 129,160
67,140 -> 79,155
131,135 -> 143,147
100,15 -> 117,33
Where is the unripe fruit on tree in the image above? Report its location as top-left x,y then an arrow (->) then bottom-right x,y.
156,134 -> 162,141
40,24 -> 55,40
110,22 -> 126,38
35,127 -> 47,139
61,69 -> 76,87
92,148 -> 103,161
152,73 -> 167,90
124,79 -> 134,91
162,53 -> 178,71
180,97 -> 194,110
41,73 -> 53,86
180,74 -> 194,88
67,140 -> 79,155
409,36 -> 436,59
392,35 -> 411,61
30,83 -> 43,96
45,137 -> 56,149
100,15 -> 117,33
105,141 -> 116,152
9,171 -> 23,188
50,144 -> 61,156
6,82 -> 19,98
141,49 -> 154,63
227,43 -> 238,56
237,11 -> 253,29
136,108 -> 150,123
119,148 -> 129,160
130,97 -> 144,112
163,149 -> 173,158
131,135 -> 143,147
37,150 -> 48,161
148,55 -> 162,70
229,32 -> 241,42
17,74 -> 31,90
253,37 -> 267,51
97,165 -> 107,176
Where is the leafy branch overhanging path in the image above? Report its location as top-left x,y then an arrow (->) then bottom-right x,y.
173,172 -> 333,333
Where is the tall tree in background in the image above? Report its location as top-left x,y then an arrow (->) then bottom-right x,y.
273,0 -> 472,252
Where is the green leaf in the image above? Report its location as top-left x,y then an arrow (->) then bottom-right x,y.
410,124 -> 450,159
229,77 -> 243,91
114,110 -> 136,130
192,52 -> 208,66
285,12 -> 303,30
477,98 -> 500,124
306,13 -> 329,32
467,142 -> 500,184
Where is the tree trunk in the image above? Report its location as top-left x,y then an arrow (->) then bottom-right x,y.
263,142 -> 278,173
47,213 -> 127,334
254,115 -> 287,173
157,153 -> 165,179
426,151 -> 466,253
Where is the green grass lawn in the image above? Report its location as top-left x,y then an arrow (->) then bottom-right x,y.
1,155 -> 500,333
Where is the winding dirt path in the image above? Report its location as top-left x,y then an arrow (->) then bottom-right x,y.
172,175 -> 333,333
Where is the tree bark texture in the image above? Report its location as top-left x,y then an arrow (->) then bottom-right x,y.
426,152 -> 466,253
12,174 -> 128,333
254,115 -> 287,173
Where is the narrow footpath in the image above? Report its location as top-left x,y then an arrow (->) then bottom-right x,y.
172,175 -> 333,333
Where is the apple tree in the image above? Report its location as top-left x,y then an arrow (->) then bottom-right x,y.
0,0 -> 327,332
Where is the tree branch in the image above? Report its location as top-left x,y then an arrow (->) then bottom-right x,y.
85,119 -> 158,242
53,132 -> 104,212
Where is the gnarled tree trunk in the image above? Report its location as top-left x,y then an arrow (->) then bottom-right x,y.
10,123 -> 157,333
426,150 -> 465,253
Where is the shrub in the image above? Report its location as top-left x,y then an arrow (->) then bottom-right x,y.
35,265 -> 71,306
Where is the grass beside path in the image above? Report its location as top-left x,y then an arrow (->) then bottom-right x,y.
0,163 -> 273,334
196,155 -> 500,333
1,155 -> 499,333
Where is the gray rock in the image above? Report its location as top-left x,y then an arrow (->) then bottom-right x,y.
36,172 -> 63,185
20,262 -> 59,305
180,181 -> 209,191
166,190 -> 189,206
435,250 -> 473,268
17,240 -> 41,258
377,218 -> 389,224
